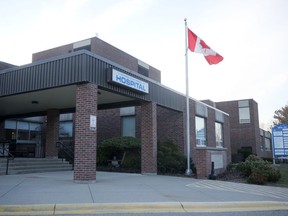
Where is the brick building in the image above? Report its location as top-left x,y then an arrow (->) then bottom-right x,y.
216,99 -> 272,161
0,36 -> 231,181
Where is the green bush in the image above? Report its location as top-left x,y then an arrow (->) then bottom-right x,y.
157,140 -> 195,175
267,168 -> 282,182
237,147 -> 253,161
122,153 -> 141,171
236,155 -> 281,185
226,163 -> 238,172
97,136 -> 141,169
248,172 -> 267,185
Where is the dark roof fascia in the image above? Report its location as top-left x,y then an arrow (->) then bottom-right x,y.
0,49 -> 160,85
0,50 -> 184,111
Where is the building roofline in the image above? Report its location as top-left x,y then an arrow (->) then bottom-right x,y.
1,49 -> 229,116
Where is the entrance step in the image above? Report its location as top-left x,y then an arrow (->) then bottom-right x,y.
0,158 -> 73,175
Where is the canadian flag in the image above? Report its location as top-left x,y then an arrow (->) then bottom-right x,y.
188,28 -> 223,65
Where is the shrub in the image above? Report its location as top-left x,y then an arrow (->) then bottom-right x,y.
267,168 -> 281,182
236,155 -> 281,185
97,136 -> 141,170
121,152 -> 141,171
236,154 -> 263,177
237,147 -> 253,161
157,140 -> 195,175
248,172 -> 267,185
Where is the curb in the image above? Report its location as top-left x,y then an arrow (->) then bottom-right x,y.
0,204 -> 55,215
0,201 -> 288,215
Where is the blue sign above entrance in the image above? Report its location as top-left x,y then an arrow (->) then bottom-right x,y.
272,124 -> 288,157
109,69 -> 149,94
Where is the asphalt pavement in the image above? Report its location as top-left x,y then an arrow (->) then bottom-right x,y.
0,171 -> 288,215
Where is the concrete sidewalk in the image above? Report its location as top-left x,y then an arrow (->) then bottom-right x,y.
0,171 -> 288,215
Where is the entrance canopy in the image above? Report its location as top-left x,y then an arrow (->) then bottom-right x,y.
0,50 -> 183,118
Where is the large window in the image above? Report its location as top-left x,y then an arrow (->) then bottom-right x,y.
260,129 -> 272,151
264,138 -> 271,151
238,100 -> 250,123
215,122 -> 223,147
121,116 -> 136,137
195,116 -> 206,146
138,60 -> 149,77
59,114 -> 73,138
59,121 -> 73,138
120,107 -> 136,137
4,119 -> 42,142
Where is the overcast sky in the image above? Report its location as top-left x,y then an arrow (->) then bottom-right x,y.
1,0 -> 287,129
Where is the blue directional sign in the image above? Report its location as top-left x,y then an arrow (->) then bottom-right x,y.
272,124 -> 288,157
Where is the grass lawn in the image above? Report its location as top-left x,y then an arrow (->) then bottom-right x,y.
270,164 -> 288,187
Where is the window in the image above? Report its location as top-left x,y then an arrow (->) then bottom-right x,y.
138,60 -> 149,77
260,129 -> 272,151
17,121 -> 29,140
59,113 -> 74,138
215,111 -> 224,123
121,116 -> 136,137
60,113 -> 73,121
238,100 -> 250,123
264,138 -> 271,151
73,39 -> 91,51
120,107 -> 135,116
195,116 -> 206,146
120,107 -> 136,137
138,65 -> 149,77
4,119 -> 42,142
260,135 -> 265,151
196,102 -> 208,117
59,121 -> 73,138
215,122 -> 223,147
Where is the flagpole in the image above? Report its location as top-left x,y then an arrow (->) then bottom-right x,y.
184,18 -> 192,175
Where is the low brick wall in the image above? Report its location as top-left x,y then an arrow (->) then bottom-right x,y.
193,147 -> 228,178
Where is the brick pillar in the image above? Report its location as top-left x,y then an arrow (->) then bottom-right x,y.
193,148 -> 210,178
141,101 -> 157,174
74,83 -> 97,183
45,109 -> 60,158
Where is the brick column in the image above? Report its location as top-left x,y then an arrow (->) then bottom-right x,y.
45,109 -> 60,158
141,101 -> 157,174
193,148 -> 209,178
74,83 -> 97,182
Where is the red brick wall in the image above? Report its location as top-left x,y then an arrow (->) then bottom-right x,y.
193,148 -> 228,178
45,109 -> 59,158
182,99 -> 196,157
32,37 -> 161,82
32,44 -> 73,62
157,106 -> 185,153
216,99 -> 261,158
189,99 -> 231,177
141,102 -> 157,174
206,108 -> 216,148
90,37 -> 138,72
148,66 -> 161,83
223,115 -> 231,164
97,106 -> 141,144
97,108 -> 121,144
74,83 -> 98,182
193,148 -> 208,178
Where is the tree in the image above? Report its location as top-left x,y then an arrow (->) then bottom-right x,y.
273,104 -> 288,125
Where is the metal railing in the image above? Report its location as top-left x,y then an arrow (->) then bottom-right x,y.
56,141 -> 74,169
0,141 -> 14,175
